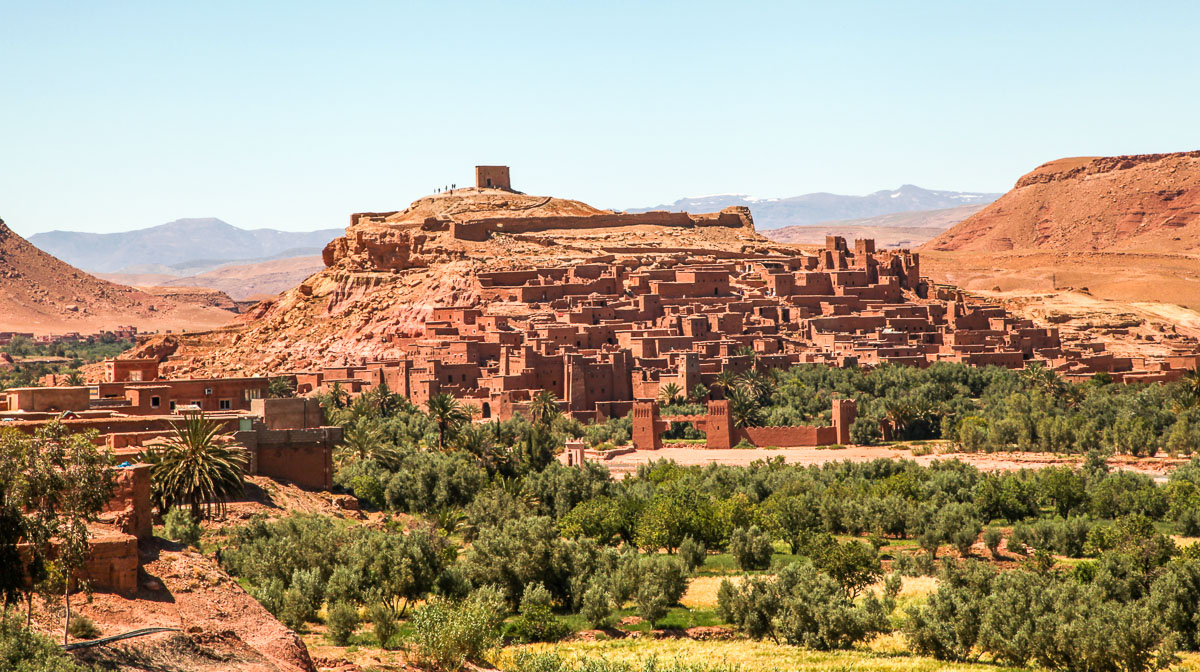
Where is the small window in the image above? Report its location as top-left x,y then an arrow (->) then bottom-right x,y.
150,396 -> 160,408
169,401 -> 176,411
219,399 -> 232,410
193,400 -> 202,407
204,387 -> 213,395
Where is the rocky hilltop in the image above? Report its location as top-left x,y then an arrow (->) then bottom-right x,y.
0,218 -> 239,334
147,187 -> 776,377
926,152 -> 1200,252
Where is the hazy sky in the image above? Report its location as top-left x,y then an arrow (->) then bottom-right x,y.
3,1 -> 1199,236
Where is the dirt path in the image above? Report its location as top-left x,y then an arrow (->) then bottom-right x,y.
605,446 -> 1184,480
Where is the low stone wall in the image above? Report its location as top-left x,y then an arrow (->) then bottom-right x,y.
740,425 -> 838,447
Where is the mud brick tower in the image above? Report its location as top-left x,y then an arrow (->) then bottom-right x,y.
476,165 -> 511,190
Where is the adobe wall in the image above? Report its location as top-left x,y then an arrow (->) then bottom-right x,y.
79,532 -> 139,594
251,397 -> 325,430
451,209 -> 749,242
104,463 -> 153,541
239,426 -> 340,490
741,425 -> 837,447
4,386 -> 91,413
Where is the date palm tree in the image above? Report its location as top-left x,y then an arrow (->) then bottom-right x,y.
146,413 -> 248,519
63,371 -> 85,386
727,386 -> 764,428
267,376 -> 295,398
426,393 -> 470,451
336,420 -> 400,470
657,382 -> 684,406
529,390 -> 561,428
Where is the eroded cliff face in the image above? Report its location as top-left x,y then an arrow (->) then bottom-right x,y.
149,189 -> 772,377
926,152 -> 1200,253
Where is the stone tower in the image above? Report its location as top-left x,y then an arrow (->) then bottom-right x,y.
475,165 -> 511,190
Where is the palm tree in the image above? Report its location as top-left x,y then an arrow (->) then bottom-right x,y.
63,371 -> 84,386
713,370 -> 739,399
268,377 -> 295,398
426,394 -> 469,451
529,390 -> 561,428
146,413 -> 248,519
326,381 -> 350,410
689,383 -> 710,403
884,400 -> 915,439
336,420 -> 400,470
726,386 -> 764,428
657,382 -> 684,406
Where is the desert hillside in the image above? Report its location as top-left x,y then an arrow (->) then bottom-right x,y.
921,152 -> 1200,310
926,152 -> 1200,253
0,218 -> 239,334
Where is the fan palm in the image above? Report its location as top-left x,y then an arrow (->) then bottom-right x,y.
426,393 -> 470,451
146,413 -> 248,519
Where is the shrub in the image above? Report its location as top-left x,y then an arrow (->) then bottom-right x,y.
280,586 -> 314,629
579,581 -> 613,628
0,618 -> 89,671
250,577 -> 285,617
507,582 -> 571,643
368,603 -> 399,649
719,561 -> 891,649
66,613 -> 100,640
678,535 -> 707,572
325,601 -> 359,646
290,567 -> 324,615
633,556 -> 688,627
730,525 -> 773,570
983,527 -> 1003,558
408,586 -> 507,670
163,507 -> 201,546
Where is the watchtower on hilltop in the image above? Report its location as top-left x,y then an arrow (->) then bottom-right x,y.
475,165 -> 511,190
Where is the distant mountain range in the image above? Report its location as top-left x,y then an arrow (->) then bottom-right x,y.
628,185 -> 1000,230
29,218 -> 343,274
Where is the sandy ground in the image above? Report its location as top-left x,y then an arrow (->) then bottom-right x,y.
604,445 -> 1184,481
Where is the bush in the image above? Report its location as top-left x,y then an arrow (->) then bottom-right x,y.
163,507 -> 201,546
719,561 -> 891,649
280,586 -> 314,630
408,586 -> 507,670
0,618 -> 88,671
579,581 -> 613,628
325,601 -> 359,646
678,535 -> 707,572
983,527 -> 1003,558
633,556 -> 688,626
66,613 -> 100,640
730,525 -> 773,570
507,582 -> 571,643
368,603 -> 398,649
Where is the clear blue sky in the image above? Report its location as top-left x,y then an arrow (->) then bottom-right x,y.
3,1 -> 1199,236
